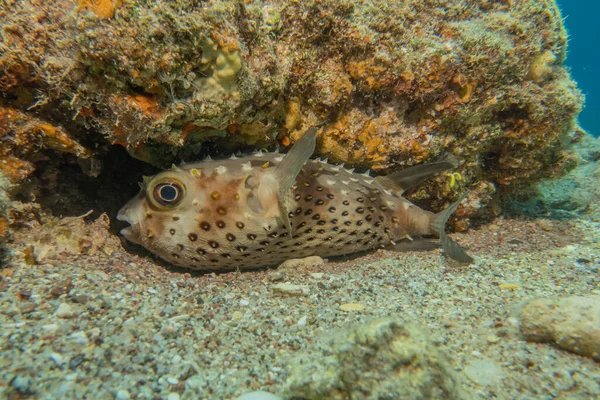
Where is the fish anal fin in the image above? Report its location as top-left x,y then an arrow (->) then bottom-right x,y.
388,239 -> 441,253
376,154 -> 459,193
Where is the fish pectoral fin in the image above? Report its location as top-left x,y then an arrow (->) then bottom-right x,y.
430,193 -> 474,263
275,127 -> 318,236
387,239 -> 440,252
376,153 -> 459,193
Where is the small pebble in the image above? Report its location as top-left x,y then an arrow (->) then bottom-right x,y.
54,303 -> 74,318
339,303 -> 365,312
115,389 -> 130,400
498,283 -> 521,290
272,283 -> 309,296
167,393 -> 180,400
240,299 -> 250,306
166,376 -> 178,385
310,273 -> 324,279
486,334 -> 501,344
235,391 -> 282,400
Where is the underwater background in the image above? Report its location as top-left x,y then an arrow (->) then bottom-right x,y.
1,1 -> 600,399
558,0 -> 600,137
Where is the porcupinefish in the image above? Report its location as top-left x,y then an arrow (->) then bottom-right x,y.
117,128 -> 473,271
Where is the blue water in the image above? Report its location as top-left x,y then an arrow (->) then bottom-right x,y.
558,1 -> 600,137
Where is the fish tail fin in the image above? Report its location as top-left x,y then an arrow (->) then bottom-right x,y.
429,193 -> 473,263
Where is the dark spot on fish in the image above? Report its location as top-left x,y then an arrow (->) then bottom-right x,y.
295,194 -> 301,200
304,209 -> 313,216
380,206 -> 388,211
303,182 -> 310,187
317,229 -> 325,234
242,253 -> 251,257
208,241 -> 219,248
343,200 -> 350,206
169,228 -> 176,235
345,241 -> 353,245
305,195 -> 313,201
305,228 -> 313,234
335,238 -> 344,243
247,233 -> 257,240
210,259 -> 219,263
177,244 -> 184,251
173,216 -> 180,221
306,237 -> 316,242
328,207 -> 336,213
200,222 -> 211,231
217,220 -> 226,228
257,248 -> 265,252
259,240 -> 269,246
221,253 -> 231,258
327,194 -> 335,199
356,221 -> 363,226
188,233 -> 198,241
375,221 -> 382,227
297,222 -> 306,229
226,233 -> 236,241
311,214 -> 320,220
330,218 -> 338,224
372,189 -> 380,194
295,207 -> 302,215
279,232 -> 288,237
344,221 -> 352,226
317,186 -> 323,191
370,197 -> 377,202
236,222 -> 245,229
367,206 -> 375,212
197,248 -> 207,255
333,226 -> 339,231
172,253 -> 180,259
324,236 -> 332,241
342,211 -> 349,216
356,207 -> 364,213
312,172 -> 319,177
274,241 -> 284,246
357,197 -> 364,203
268,232 -> 278,238
384,227 -> 390,233
217,207 -> 227,215
237,246 -> 247,252
379,216 -> 385,222
315,199 -> 324,205
350,230 -> 358,236
317,220 -> 326,225
392,217 -> 399,223
191,257 -> 199,262
365,215 -> 372,221
364,229 -> 373,234
372,233 -> 379,239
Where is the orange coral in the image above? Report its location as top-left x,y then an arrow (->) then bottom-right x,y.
77,0 -> 122,19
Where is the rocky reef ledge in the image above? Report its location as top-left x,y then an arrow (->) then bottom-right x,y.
0,0 -> 585,240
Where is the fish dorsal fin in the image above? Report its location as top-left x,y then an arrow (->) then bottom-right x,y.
375,154 -> 459,193
275,127 -> 318,236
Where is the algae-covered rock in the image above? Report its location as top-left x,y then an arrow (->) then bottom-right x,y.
284,318 -> 463,399
0,0 -> 585,222
519,295 -> 600,361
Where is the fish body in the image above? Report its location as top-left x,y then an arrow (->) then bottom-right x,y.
118,128 -> 472,271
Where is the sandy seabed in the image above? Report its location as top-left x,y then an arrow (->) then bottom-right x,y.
1,214 -> 599,399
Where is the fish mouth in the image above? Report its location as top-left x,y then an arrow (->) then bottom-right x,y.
117,207 -> 142,245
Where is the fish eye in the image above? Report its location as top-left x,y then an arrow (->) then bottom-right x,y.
152,181 -> 185,207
